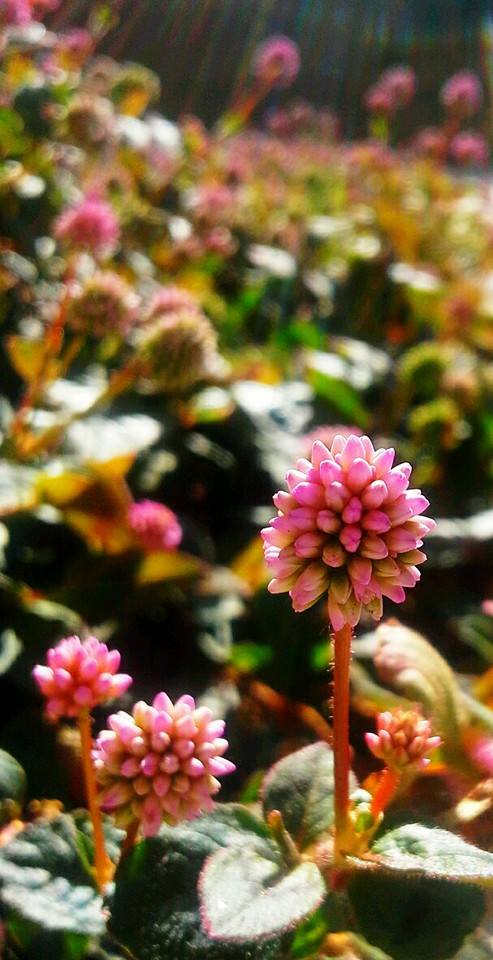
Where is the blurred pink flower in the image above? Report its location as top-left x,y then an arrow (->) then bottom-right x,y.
413,126 -> 448,160
67,270 -> 138,337
262,434 -> 435,630
33,636 -> 132,722
0,0 -> 32,25
146,285 -> 200,322
94,693 -> 235,835
253,35 -> 300,90
365,708 -> 441,771
482,599 -> 493,617
128,500 -> 182,552
450,130 -> 489,167
364,83 -> 396,115
54,195 -> 120,255
380,66 -> 416,107
441,70 -> 483,117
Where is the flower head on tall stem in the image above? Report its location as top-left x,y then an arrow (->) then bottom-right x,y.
262,434 -> 435,631
94,693 -> 235,837
253,35 -> 300,90
33,635 -> 132,722
440,71 -> 483,117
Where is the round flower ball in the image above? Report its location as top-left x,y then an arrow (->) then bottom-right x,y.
253,35 -> 300,90
94,693 -> 235,835
450,131 -> 488,167
66,271 -> 138,338
366,708 -> 441,772
128,500 -> 182,552
33,636 -> 132,722
262,434 -> 435,631
54,195 -> 120,256
137,308 -> 225,394
440,70 -> 483,117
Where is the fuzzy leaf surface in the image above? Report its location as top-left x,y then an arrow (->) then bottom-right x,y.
200,845 -> 325,941
0,815 -> 103,935
0,749 -> 26,803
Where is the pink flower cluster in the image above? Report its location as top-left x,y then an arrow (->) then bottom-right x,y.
414,126 -> 447,160
441,70 -> 482,117
54,195 -> 120,256
128,500 -> 182,552
262,434 -> 435,630
254,35 -> 300,90
33,636 -> 132,722
94,693 -> 235,835
365,708 -> 441,772
450,130 -> 488,167
365,65 -> 416,115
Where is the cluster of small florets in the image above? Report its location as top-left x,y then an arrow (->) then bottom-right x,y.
137,300 -> 224,394
253,35 -> 300,89
365,65 -> 416,116
450,131 -> 488,167
262,434 -> 435,630
93,693 -> 235,835
66,271 -> 138,337
365,708 -> 441,772
440,70 -> 482,117
32,636 -> 132,722
128,500 -> 182,552
54,195 -> 120,256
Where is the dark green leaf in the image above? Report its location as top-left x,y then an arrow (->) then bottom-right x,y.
0,749 -> 26,803
110,805 -> 284,959
349,872 -> 484,960
200,845 -> 325,941
262,742 -> 357,849
0,815 -> 103,936
351,824 -> 493,886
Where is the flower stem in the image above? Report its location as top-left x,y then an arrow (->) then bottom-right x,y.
371,767 -> 401,818
78,712 -> 112,891
332,624 -> 352,864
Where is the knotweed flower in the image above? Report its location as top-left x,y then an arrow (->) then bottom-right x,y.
137,308 -> 225,393
128,500 -> 182,552
414,126 -> 448,160
54,196 -> 120,256
0,0 -> 31,25
253,35 -> 300,90
145,285 -> 199,322
262,434 -> 435,630
64,94 -> 115,148
67,271 -> 138,337
450,131 -> 488,167
94,693 -> 235,835
380,66 -> 416,107
441,70 -> 483,117
364,83 -> 396,115
365,707 -> 441,772
33,636 -> 132,722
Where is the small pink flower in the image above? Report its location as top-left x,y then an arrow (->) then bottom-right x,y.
364,83 -> 397,115
54,195 -> 120,255
128,500 -> 182,552
94,693 -> 235,835
482,599 -> 493,617
380,66 -> 416,107
441,71 -> 483,117
450,130 -> 488,167
145,285 -> 199,323
33,636 -> 132,722
413,126 -> 448,160
254,35 -> 300,90
365,708 -> 441,772
0,0 -> 32,25
262,434 -> 435,630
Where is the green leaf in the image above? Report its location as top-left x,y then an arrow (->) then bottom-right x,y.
200,845 -> 325,942
351,823 -> 493,886
349,872 -> 484,960
0,815 -> 103,936
110,805 -> 284,959
0,749 -> 26,803
262,742 -> 357,849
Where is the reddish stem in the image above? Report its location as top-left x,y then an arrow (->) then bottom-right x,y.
371,767 -> 401,818
332,624 -> 352,863
78,712 -> 112,891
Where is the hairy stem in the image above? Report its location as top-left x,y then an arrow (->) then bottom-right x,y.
371,767 -> 401,818
78,712 -> 112,891
332,624 -> 352,864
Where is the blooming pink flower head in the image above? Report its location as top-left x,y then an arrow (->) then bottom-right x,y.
262,434 -> 435,631
441,70 -> 483,117
253,35 -> 300,89
0,0 -> 32,25
413,126 -> 448,160
380,66 -> 416,107
365,707 -> 441,772
300,425 -> 363,461
94,693 -> 235,835
364,83 -> 397,115
128,500 -> 182,552
33,636 -> 132,723
54,195 -> 120,256
450,130 -> 488,167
